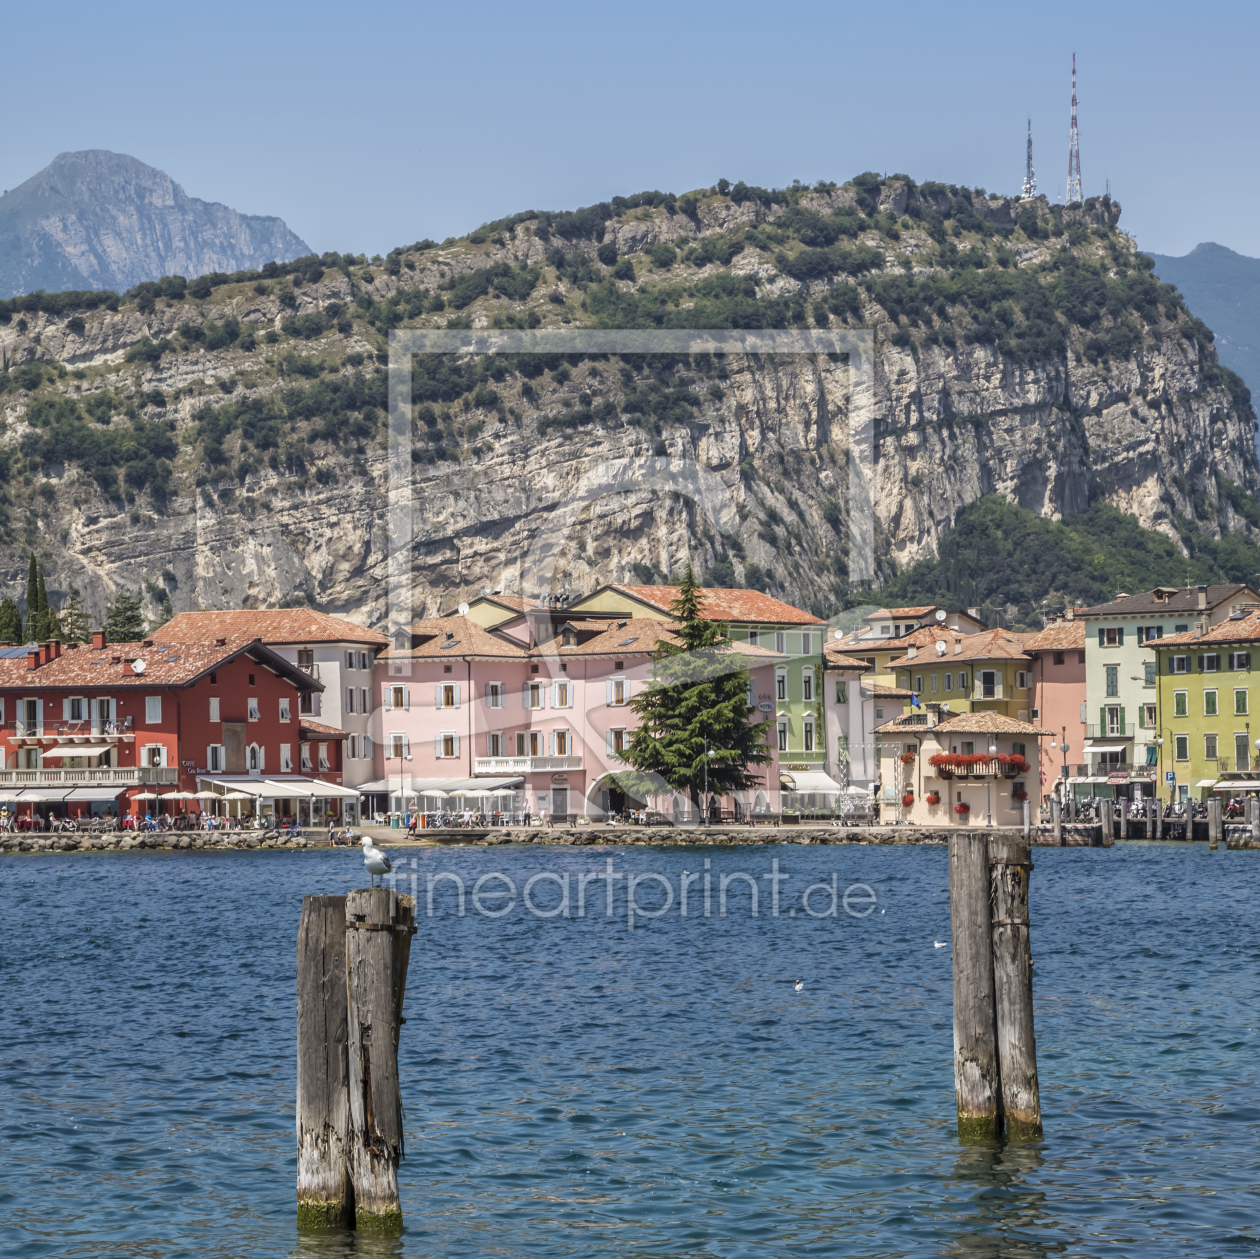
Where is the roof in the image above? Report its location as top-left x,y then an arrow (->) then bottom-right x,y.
585,584 -> 825,625
537,617 -> 677,657
0,637 -> 319,691
1023,620 -> 1087,652
933,712 -> 1054,737
382,615 -> 528,660
864,605 -> 939,619
299,720 -> 349,741
886,628 -> 1031,668
154,609 -> 388,647
823,649 -> 873,672
1076,585 -> 1260,617
1153,609 -> 1260,648
862,682 -> 915,699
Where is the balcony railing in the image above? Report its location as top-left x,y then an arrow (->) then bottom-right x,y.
928,756 -> 1031,779
473,756 -> 584,775
1086,724 -> 1136,739
0,767 -> 140,786
297,662 -> 321,680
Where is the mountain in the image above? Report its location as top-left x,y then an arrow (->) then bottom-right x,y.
0,173 -> 1258,630
0,150 -> 310,298
1150,242 -> 1260,407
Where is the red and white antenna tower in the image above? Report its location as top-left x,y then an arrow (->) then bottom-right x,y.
1067,52 -> 1082,204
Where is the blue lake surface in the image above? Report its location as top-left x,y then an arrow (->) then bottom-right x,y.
2,842 -> 1258,1257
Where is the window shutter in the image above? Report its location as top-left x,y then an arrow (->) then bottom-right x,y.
435,684 -> 443,707
485,685 -> 493,709
606,729 -> 615,755
401,686 -> 409,710
435,732 -> 442,755
62,698 -> 70,721
1100,707 -> 1107,733
549,730 -> 557,756
402,735 -> 410,758
1098,628 -> 1105,647
453,684 -> 461,708
1196,655 -> 1204,673
1119,706 -> 1126,733
1117,627 -> 1124,646
523,681 -> 531,706
606,679 -> 614,705
364,734 -> 373,757
550,681 -> 559,707
452,733 -> 460,756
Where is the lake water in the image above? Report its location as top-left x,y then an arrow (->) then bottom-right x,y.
2,842 -> 1258,1257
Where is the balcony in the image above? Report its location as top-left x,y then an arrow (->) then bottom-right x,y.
1085,724 -> 1135,740
473,756 -> 584,775
928,754 -> 1032,779
0,767 -> 141,786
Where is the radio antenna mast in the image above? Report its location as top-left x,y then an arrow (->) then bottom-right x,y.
1021,118 -> 1037,198
1067,53 -> 1082,204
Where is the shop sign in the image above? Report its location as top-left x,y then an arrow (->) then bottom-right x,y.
551,773 -> 569,783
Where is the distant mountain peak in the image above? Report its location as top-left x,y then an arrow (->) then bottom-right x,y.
0,149 -> 310,297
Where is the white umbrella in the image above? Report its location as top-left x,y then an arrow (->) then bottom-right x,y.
224,791 -> 255,800
193,790 -> 220,800
133,791 -> 160,800
164,791 -> 196,800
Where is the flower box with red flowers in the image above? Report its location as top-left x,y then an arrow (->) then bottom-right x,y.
902,793 -> 915,806
925,793 -> 941,805
953,802 -> 971,816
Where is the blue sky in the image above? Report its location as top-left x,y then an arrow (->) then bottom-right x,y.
3,0 -> 1257,260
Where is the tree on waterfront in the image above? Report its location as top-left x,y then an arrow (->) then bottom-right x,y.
616,564 -> 771,815
104,590 -> 146,642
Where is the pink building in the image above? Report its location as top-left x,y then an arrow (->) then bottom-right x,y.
367,613 -> 784,821
1024,618 -> 1087,801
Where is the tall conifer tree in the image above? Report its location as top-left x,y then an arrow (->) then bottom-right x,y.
22,553 -> 38,643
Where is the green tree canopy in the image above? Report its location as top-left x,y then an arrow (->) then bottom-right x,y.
617,564 -> 771,812
0,597 -> 21,643
21,553 -> 38,642
59,586 -> 92,643
104,590 -> 146,642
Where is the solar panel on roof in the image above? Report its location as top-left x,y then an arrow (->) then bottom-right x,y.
618,637 -> 638,646
0,647 -> 28,658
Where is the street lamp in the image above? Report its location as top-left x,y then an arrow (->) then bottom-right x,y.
703,737 -> 717,826
986,742 -> 998,826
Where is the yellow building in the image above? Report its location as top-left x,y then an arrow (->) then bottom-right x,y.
884,628 -> 1037,719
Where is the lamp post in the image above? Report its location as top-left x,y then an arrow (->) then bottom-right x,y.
703,738 -> 716,826
986,742 -> 998,826
388,746 -> 413,825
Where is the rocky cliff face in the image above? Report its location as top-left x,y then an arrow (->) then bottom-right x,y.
0,150 -> 310,297
0,175 -> 1255,627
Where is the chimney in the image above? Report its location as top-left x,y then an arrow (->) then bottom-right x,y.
123,660 -> 135,676
38,643 -> 48,666
92,630 -> 106,649
26,648 -> 39,670
1065,607 -> 1074,621
907,645 -> 917,659
1197,584 -> 1208,609
215,637 -> 226,647
955,640 -> 962,654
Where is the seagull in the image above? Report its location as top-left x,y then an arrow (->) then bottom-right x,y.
360,836 -> 393,888
794,979 -> 804,992
933,940 -> 948,948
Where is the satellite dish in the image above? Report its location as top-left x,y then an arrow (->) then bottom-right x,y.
941,702 -> 950,711
935,640 -> 947,656
834,629 -> 844,640
132,659 -> 147,674
457,602 -> 470,615
935,609 -> 947,622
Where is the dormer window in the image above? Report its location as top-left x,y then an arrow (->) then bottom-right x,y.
562,630 -> 577,647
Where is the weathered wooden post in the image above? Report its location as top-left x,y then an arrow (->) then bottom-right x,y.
1208,796 -> 1221,850
1050,797 -> 1062,845
1100,799 -> 1113,844
344,888 -> 416,1231
1118,797 -> 1128,840
297,895 -> 353,1230
1144,796 -> 1154,841
1250,797 -> 1260,848
1154,795 -> 1163,841
949,832 -> 1000,1141
987,835 -> 1042,1140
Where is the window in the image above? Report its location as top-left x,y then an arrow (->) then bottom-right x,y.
1205,689 -> 1218,716
1145,743 -> 1158,766
608,678 -> 628,706
209,673 -> 217,685
1105,665 -> 1119,697
1230,652 -> 1252,671
1236,689 -> 1249,715
247,696 -> 260,721
525,681 -> 545,709
1099,627 -> 1123,646
1175,734 -> 1189,760
776,672 -> 787,700
608,728 -> 627,754
944,673 -> 953,692
488,732 -> 503,757
1011,742 -> 1026,756
880,625 -> 891,636
359,688 -> 368,714
318,743 -> 330,770
295,651 -> 312,673
385,735 -> 402,761
281,743 -> 292,771
930,673 -> 939,693
775,632 -> 786,654
1015,670 -> 1030,689
552,681 -> 572,708
344,651 -> 355,670
1077,651 -> 1085,664
874,707 -> 885,720
348,734 -> 359,759
961,742 -> 975,756
748,630 -> 759,647
436,683 -> 460,708
614,660 -> 624,671
486,682 -> 505,709
345,687 -> 355,714
1144,663 -> 1156,686
913,675 -> 923,693
1053,651 -> 1066,665
803,720 -> 815,752
1175,624 -> 1189,633
279,698 -> 291,722
358,652 -> 369,671
1106,706 -> 1121,735
554,730 -> 569,756
388,684 -> 409,710
802,671 -> 814,701
836,680 -> 848,704
68,696 -> 84,722
777,721 -> 788,752
801,633 -> 813,655
248,744 -> 261,772
1142,703 -> 1156,728
440,732 -> 459,758
980,671 -> 997,699
1202,654 -> 1219,672
1171,656 -> 1189,673
207,744 -> 222,772
959,671 -> 969,691
300,690 -> 314,716
145,696 -> 161,725
1236,733 -> 1251,771
528,731 -> 541,757
1205,733 -> 1219,760
1173,690 -> 1188,717
302,742 -> 314,769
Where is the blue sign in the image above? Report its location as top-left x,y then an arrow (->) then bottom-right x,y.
1165,771 -> 1176,783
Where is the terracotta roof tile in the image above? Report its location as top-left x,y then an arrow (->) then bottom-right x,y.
865,605 -> 938,619
1023,620 -> 1087,652
601,584 -> 825,625
886,628 -> 1030,668
1154,610 -> 1260,648
1077,584 -> 1260,617
300,719 -> 349,740
933,712 -> 1053,736
155,609 -> 388,646
383,616 -> 528,660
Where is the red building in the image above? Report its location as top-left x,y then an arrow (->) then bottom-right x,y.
0,632 -> 354,823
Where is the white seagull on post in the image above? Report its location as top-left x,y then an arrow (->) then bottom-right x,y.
359,835 -> 393,888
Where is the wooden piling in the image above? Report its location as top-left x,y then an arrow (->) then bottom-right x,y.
949,832 -> 1001,1142
1250,797 -> 1260,848
1118,798 -> 1128,841
987,835 -> 1042,1141
297,895 -> 354,1230
344,888 -> 416,1232
1208,796 -> 1221,850
1154,795 -> 1163,841
1100,799 -> 1113,844
1050,797 -> 1062,846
